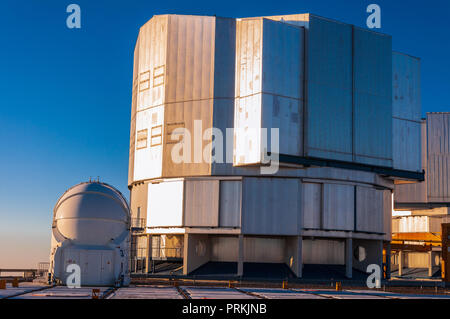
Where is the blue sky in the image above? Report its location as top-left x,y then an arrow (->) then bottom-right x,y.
0,0 -> 449,267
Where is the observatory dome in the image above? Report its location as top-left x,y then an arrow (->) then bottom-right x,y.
53,182 -> 130,246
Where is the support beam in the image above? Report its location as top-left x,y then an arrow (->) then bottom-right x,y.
385,242 -> 391,279
146,235 -> 152,273
237,234 -> 244,277
345,238 -> 353,279
428,251 -> 433,277
398,250 -> 403,277
296,236 -> 303,278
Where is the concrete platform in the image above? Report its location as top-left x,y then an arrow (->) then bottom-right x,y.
240,288 -> 326,299
0,283 -> 47,299
183,286 -> 256,299
108,286 -> 183,299
11,285 -> 110,299
3,283 -> 450,299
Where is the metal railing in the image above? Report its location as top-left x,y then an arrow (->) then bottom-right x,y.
152,247 -> 183,260
131,218 -> 146,232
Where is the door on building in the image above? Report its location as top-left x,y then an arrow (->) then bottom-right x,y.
100,250 -> 115,285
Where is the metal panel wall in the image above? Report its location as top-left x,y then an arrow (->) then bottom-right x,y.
394,120 -> 427,204
162,15 -> 216,177
322,183 -> 354,231
147,180 -> 184,227
134,106 -> 164,180
219,181 -> 241,227
210,236 -> 238,261
353,27 -> 392,167
303,239 -> 345,265
130,15 -> 237,182
244,237 -> 285,263
356,186 -> 383,233
184,180 -> 219,227
427,113 -> 450,202
241,177 -> 301,235
133,16 -> 168,181
392,52 -> 421,172
234,18 -> 303,166
302,182 -> 321,229
138,15 -> 168,111
306,16 -> 353,162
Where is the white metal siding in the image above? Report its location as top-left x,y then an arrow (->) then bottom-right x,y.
302,183 -> 321,229
242,177 -> 300,235
306,16 -> 353,162
244,237 -> 285,263
353,27 -> 392,167
322,184 -> 354,231
184,180 -> 219,227
392,52 -> 421,172
427,113 -> 450,202
356,186 -> 383,233
147,180 -> 184,227
219,181 -> 241,227
394,120 -> 427,203
303,239 -> 345,265
234,18 -> 303,166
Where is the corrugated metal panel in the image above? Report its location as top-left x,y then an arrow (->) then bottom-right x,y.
165,15 -> 215,103
306,16 -> 353,162
241,177 -> 301,235
219,181 -> 241,227
138,15 -> 168,111
234,18 -> 303,166
392,52 -> 421,121
392,52 -> 421,172
303,239 -> 345,265
396,216 -> 429,233
162,15 -> 217,177
356,186 -> 383,233
162,99 -> 213,177
210,236 -> 238,261
323,183 -> 354,231
353,27 -> 392,167
393,118 -> 421,172
244,237 -> 285,263
394,120 -> 427,203
394,215 -> 450,233
132,16 -> 168,181
184,180 -> 219,227
302,182 -> 321,229
131,15 -> 237,181
147,180 -> 184,227
210,18 -> 237,175
427,113 -> 450,202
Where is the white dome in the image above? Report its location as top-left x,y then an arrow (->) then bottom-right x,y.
53,182 -> 130,246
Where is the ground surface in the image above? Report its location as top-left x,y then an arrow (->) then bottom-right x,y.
2,282 -> 450,299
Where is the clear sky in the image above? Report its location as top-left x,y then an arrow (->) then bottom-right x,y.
0,0 -> 449,268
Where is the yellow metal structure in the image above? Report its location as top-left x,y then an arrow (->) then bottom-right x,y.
442,224 -> 449,282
